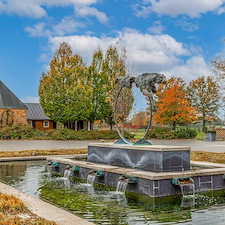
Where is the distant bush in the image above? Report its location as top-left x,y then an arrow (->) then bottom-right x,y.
173,127 -> 197,139
145,126 -> 197,139
49,129 -> 134,140
0,125 -> 35,139
146,126 -> 173,139
0,126 -> 134,140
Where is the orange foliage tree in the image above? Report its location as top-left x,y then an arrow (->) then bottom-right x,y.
154,77 -> 197,130
133,111 -> 149,128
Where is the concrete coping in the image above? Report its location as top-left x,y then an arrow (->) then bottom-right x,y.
0,182 -> 94,225
47,156 -> 225,181
0,154 -> 87,162
88,143 -> 191,151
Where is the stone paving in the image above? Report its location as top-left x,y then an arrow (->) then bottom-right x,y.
0,139 -> 225,153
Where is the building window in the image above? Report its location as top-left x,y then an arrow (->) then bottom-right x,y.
43,120 -> 49,128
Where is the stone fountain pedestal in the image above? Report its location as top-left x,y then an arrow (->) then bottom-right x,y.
88,143 -> 190,173
48,142 -> 225,197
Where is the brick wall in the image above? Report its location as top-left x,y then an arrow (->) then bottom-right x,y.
0,109 -> 28,126
214,128 -> 225,140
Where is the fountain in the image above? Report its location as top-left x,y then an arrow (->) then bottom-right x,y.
47,73 -> 225,197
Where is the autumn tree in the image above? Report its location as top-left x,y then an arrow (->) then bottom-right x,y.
212,56 -> 225,116
39,42 -> 93,124
187,76 -> 219,132
103,44 -> 133,129
154,77 -> 197,130
88,48 -> 111,123
133,111 -> 149,128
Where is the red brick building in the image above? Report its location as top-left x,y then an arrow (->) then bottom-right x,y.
0,81 -> 28,126
0,81 -> 91,131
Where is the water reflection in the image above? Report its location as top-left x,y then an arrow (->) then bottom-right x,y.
0,161 -> 225,225
180,195 -> 195,208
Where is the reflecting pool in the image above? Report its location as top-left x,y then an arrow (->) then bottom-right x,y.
1,161 -> 225,225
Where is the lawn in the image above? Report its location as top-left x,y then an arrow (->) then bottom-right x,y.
195,132 -> 205,140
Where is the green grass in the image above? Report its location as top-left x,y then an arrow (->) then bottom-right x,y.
195,132 -> 205,140
130,131 -> 145,139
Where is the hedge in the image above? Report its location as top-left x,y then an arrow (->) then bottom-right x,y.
146,126 -> 173,139
0,126 -> 134,140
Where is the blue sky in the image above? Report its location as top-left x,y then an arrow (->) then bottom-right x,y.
1,0 -> 225,103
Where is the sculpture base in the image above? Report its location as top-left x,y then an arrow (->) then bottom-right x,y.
88,143 -> 190,172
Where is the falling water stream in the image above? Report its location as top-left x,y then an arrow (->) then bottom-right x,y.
180,183 -> 195,196
87,172 -> 97,185
179,182 -> 196,208
116,179 -> 129,193
64,169 -> 72,178
46,165 -> 52,174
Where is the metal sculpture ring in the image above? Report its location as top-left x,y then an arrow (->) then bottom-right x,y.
114,73 -> 167,145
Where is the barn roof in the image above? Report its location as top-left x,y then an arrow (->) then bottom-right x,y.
25,103 -> 50,120
0,81 -> 27,109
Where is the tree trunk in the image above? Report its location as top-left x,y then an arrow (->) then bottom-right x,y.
203,118 -> 206,132
172,121 -> 176,130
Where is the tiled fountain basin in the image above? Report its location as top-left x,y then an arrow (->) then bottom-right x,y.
47,155 -> 225,197
88,143 -> 190,172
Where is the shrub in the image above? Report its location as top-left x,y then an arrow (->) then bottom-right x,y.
173,127 -> 197,139
0,126 -> 134,140
146,126 -> 173,139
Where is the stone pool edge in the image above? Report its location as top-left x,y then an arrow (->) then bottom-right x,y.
0,155 -> 94,225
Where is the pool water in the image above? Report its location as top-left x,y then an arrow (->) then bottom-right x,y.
1,161 -> 225,225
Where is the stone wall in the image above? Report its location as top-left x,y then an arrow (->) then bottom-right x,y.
0,109 -> 28,126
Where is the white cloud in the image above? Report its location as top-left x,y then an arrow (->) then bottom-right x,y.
163,56 -> 210,82
49,35 -> 116,64
176,17 -> 199,32
0,0 -> 100,18
42,0 -> 98,6
21,96 -> 39,103
147,20 -> 165,34
120,29 -> 190,73
135,0 -> 225,18
0,0 -> 47,18
75,5 -> 108,24
46,29 -> 210,82
52,17 -> 84,36
25,17 -> 84,37
25,22 -> 50,37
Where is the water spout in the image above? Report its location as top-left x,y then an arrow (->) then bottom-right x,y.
87,170 -> 97,185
